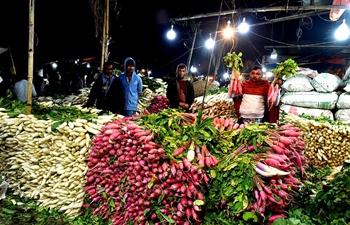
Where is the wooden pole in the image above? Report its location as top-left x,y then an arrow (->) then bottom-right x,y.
100,1 -> 107,70
27,0 -> 35,115
104,0 -> 109,62
172,5 -> 350,21
100,0 -> 109,70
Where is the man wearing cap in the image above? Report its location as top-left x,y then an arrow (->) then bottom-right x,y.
119,57 -> 143,116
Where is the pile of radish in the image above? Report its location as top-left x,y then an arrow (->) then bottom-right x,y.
82,108 -> 308,225
147,95 -> 170,114
84,117 -> 209,224
253,124 -> 307,223
203,122 -> 307,224
213,117 -> 244,131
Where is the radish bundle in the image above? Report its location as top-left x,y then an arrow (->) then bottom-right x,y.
147,95 -> 170,114
84,117 -> 209,224
204,122 -> 307,224
212,117 -> 244,131
269,59 -> 298,109
227,78 -> 243,98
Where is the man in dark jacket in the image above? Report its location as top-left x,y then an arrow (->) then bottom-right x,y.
166,63 -> 194,112
85,62 -> 124,114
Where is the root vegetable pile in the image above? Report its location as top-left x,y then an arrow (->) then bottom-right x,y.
190,93 -> 236,118
0,108 -> 120,218
204,123 -> 307,224
147,95 -> 170,114
0,104 -> 310,224
84,118 -> 209,225
283,113 -> 350,168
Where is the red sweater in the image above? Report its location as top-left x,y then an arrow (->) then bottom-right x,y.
234,79 -> 280,123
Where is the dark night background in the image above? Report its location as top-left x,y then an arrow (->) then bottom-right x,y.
0,0 -> 349,78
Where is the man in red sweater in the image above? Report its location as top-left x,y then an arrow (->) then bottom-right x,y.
234,65 -> 281,124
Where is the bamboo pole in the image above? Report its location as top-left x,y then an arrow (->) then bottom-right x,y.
100,0 -> 107,70
27,0 -> 35,115
100,0 -> 109,70
104,0 -> 109,62
172,5 -> 350,22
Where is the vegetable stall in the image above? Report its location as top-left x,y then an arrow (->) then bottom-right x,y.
1,67 -> 350,225
1,94 -> 349,225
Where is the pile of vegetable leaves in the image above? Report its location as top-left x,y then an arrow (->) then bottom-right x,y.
0,97 -> 98,131
274,162 -> 350,225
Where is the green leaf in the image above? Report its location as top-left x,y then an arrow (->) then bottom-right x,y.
242,211 -> 258,222
109,199 -> 115,207
210,170 -> 217,178
193,200 -> 204,206
1,208 -> 15,214
148,176 -> 154,189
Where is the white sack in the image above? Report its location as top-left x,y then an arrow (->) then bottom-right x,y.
336,92 -> 350,109
343,82 -> 350,92
335,109 -> 350,124
281,91 -> 339,110
311,73 -> 342,92
281,76 -> 314,92
281,104 -> 333,119
296,67 -> 318,79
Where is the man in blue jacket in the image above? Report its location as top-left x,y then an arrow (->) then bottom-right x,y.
119,57 -> 143,116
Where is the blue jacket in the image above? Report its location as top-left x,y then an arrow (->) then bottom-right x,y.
119,57 -> 143,111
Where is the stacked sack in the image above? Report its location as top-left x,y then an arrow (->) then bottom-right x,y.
280,67 -> 341,120
334,67 -> 350,123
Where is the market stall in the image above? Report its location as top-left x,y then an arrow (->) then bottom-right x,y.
1,70 -> 350,224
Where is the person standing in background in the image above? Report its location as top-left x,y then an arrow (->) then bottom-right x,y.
13,73 -> 37,102
138,66 -> 149,77
85,61 -> 124,114
166,63 -> 194,112
119,57 -> 143,117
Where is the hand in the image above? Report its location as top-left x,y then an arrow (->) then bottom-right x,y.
179,102 -> 189,109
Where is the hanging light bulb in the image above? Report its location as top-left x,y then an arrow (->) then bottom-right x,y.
167,25 -> 176,40
335,19 -> 350,41
238,17 -> 249,34
270,49 -> 278,59
205,34 -> 215,49
223,20 -> 234,38
52,62 -> 58,69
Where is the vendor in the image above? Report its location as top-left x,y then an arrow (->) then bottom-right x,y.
234,65 -> 282,124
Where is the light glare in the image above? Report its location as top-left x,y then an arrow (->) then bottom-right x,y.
238,18 -> 249,34
335,19 -> 350,41
205,37 -> 215,49
167,25 -> 176,40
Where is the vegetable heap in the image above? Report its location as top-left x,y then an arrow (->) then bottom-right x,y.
82,108 -> 307,224
0,101 -> 310,224
283,113 -> 350,168
190,93 -> 236,118
203,123 -> 307,224
147,95 -> 170,114
0,108 -> 120,218
84,116 -> 210,224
